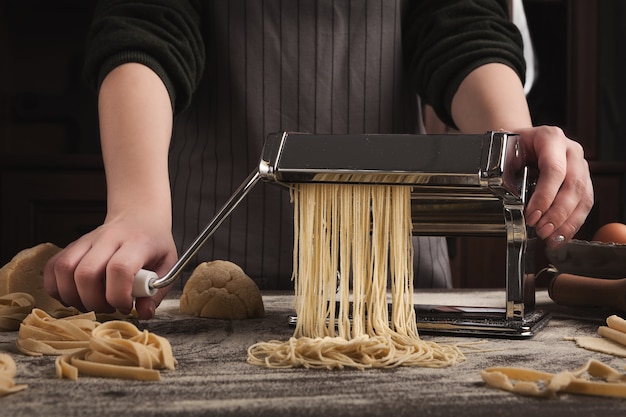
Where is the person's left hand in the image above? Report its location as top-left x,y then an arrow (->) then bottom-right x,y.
516,126 -> 594,248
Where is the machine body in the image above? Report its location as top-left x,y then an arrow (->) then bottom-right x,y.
134,131 -> 549,337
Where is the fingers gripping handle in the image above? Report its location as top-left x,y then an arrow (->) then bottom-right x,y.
129,170 -> 262,299
133,269 -> 158,297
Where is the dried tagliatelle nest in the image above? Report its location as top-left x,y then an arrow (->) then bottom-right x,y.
179,260 -> 264,319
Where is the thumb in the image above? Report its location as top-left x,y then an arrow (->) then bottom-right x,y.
134,286 -> 171,319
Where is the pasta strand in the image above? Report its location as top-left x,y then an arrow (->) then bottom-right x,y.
248,183 -> 465,369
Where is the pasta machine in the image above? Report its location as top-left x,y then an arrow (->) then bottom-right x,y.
133,131 -> 550,338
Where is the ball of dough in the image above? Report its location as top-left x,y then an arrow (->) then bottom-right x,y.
179,260 -> 264,319
0,243 -> 68,314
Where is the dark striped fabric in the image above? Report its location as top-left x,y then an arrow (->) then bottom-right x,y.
168,0 -> 452,289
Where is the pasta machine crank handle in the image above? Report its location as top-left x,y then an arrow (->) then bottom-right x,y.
132,170 -> 262,297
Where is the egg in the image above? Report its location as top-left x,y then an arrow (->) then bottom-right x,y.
592,222 -> 626,244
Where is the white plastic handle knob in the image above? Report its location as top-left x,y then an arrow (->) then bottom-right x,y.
132,269 -> 158,297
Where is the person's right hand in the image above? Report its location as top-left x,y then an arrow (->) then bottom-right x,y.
43,212 -> 177,320
45,63 -> 179,320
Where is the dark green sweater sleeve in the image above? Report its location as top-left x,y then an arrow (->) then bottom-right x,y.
402,0 -> 526,129
83,0 -> 206,113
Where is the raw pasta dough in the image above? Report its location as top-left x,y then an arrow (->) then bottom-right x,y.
16,308 -> 98,356
481,359 -> 626,398
56,321 -> 177,381
180,260 -> 264,319
486,315 -> 626,398
14,308 -> 176,381
0,354 -> 27,396
568,336 -> 626,358
247,184 -> 464,369
0,292 -> 35,331
566,315 -> 626,357
0,243 -> 75,316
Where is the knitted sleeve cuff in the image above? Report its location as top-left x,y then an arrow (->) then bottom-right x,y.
96,51 -> 177,111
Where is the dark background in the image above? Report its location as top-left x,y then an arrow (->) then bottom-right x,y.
0,0 -> 624,287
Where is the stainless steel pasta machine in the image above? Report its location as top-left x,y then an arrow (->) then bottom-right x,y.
133,131 -> 550,338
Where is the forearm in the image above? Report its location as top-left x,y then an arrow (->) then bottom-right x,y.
98,63 -> 173,225
451,62 -> 593,247
43,63 -> 177,319
450,63 -> 532,133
